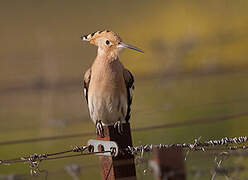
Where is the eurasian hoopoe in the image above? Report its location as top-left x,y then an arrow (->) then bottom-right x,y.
81,30 -> 144,136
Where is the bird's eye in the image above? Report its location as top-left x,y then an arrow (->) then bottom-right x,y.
105,40 -> 110,45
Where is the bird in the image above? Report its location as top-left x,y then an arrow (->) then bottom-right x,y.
80,30 -> 144,137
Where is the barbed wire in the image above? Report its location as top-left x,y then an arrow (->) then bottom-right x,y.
1,111 -> 248,146
1,136 -> 248,173
1,136 -> 248,165
0,145 -> 106,165
119,136 -> 248,156
0,144 -> 113,178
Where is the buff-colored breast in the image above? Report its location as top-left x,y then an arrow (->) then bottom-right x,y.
87,56 -> 127,125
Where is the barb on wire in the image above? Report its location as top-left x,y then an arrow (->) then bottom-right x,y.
122,136 -> 248,155
1,136 -> 248,179
1,136 -> 248,165
185,136 -> 202,161
0,145 -> 89,165
0,144 -> 113,178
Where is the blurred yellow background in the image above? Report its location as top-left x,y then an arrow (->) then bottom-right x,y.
0,0 -> 248,179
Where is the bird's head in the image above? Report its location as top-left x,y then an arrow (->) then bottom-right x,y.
80,30 -> 144,57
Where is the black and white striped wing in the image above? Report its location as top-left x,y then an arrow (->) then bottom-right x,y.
83,68 -> 91,104
123,69 -> 134,122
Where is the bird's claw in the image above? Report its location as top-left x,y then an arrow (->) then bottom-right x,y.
96,120 -> 104,137
114,121 -> 124,134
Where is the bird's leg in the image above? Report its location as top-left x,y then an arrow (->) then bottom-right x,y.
95,120 -> 104,137
114,120 -> 124,134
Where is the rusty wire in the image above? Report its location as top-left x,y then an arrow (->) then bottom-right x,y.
0,145 -> 113,165
0,144 -> 113,178
1,136 -> 248,179
121,136 -> 248,155
1,136 -> 248,165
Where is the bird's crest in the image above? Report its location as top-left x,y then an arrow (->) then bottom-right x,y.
80,30 -> 144,53
81,30 -> 122,43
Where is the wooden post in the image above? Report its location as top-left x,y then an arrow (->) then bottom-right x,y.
150,147 -> 186,180
97,123 -> 137,180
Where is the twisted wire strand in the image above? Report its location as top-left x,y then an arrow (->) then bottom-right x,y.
1,136 -> 248,165
1,135 -> 248,179
0,136 -> 248,179
122,136 -> 248,155
0,145 -> 95,165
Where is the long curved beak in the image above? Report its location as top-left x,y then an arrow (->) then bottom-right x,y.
118,42 -> 144,53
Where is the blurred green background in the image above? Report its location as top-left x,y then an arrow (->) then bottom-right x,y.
1,0 -> 248,179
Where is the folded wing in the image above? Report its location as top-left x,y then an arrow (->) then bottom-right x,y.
123,69 -> 134,122
83,68 -> 91,104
